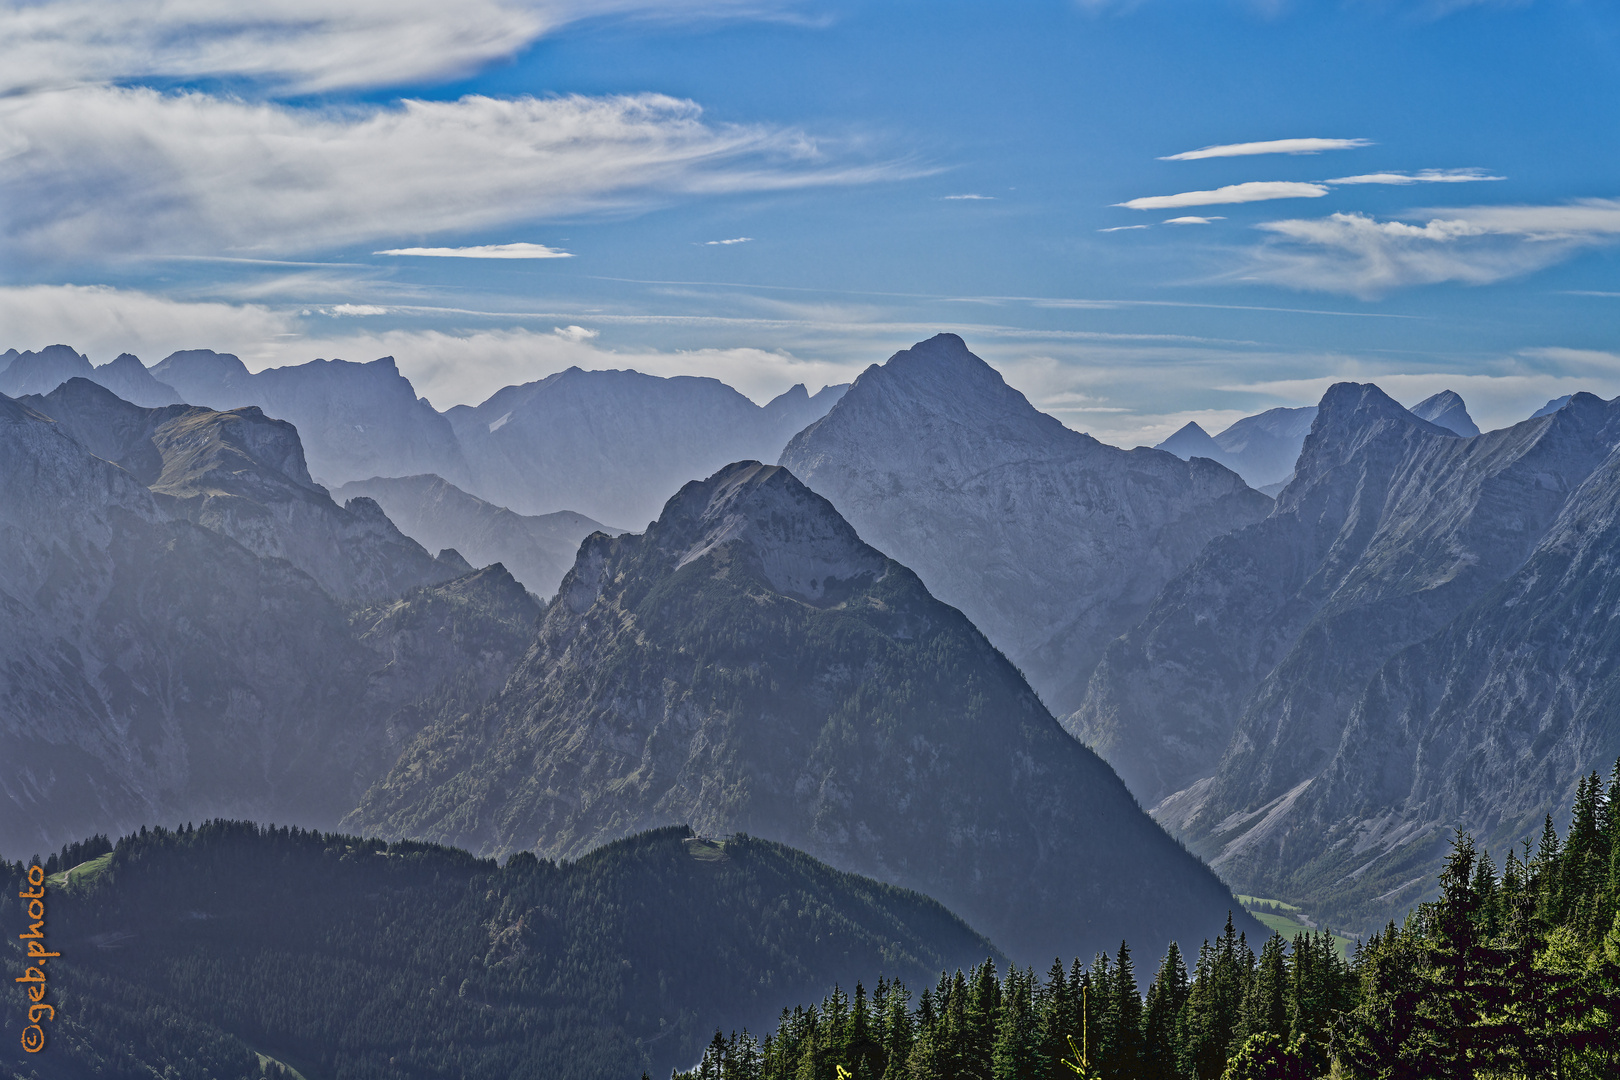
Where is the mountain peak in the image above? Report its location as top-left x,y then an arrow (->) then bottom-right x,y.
1156,421 -> 1222,461
1410,389 -> 1480,437
650,460 -> 885,604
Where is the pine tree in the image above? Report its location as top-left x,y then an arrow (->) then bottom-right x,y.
1098,942 -> 1142,1080
1141,942 -> 1189,1080
991,967 -> 1039,1080
1035,959 -> 1077,1080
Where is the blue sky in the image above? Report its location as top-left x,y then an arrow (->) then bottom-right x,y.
2,0 -> 1617,444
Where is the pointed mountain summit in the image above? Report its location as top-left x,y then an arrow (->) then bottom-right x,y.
781,333 -> 1272,715
0,343 -> 94,397
1531,394 -> 1573,420
1075,382 -> 1620,929
349,460 -> 1259,964
1155,420 -> 1224,461
1409,388 -> 1480,436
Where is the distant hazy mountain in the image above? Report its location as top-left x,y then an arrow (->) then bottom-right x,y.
448,367 -> 847,526
781,334 -> 1271,716
1076,382 -> 1620,930
333,474 -> 617,597
149,349 -> 470,487
349,460 -> 1259,964
0,381 -> 535,854
1532,394 -> 1573,419
1155,406 -> 1318,490
0,344 -> 185,409
1409,389 -> 1481,436
26,823 -> 998,1080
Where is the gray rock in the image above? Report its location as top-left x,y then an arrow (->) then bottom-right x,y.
0,344 -> 94,397
1409,389 -> 1480,437
1156,405 -> 1319,490
448,367 -> 847,527
346,460 -> 1261,965
782,333 -> 1272,716
332,474 -> 619,598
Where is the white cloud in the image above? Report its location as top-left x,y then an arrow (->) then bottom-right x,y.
552,325 -> 599,341
943,193 -> 995,200
328,304 -> 389,316
704,236 -> 754,245
1246,200 -> 1620,296
1163,216 -> 1225,225
376,243 -> 574,258
1118,181 -> 1329,210
0,0 -> 799,96
0,86 -> 909,261
0,284 -> 296,363
1325,168 -> 1503,185
1098,225 -> 1151,232
1159,138 -> 1372,161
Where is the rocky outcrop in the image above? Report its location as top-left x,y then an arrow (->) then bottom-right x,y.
1078,382 -> 1620,929
1410,389 -> 1480,437
780,334 -> 1272,716
448,368 -> 847,527
150,350 -> 470,487
332,474 -> 616,598
348,460 -> 1260,965
0,344 -> 95,397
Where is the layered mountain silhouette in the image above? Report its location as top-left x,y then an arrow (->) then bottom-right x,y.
1078,382 -> 1620,929
150,349 -> 470,488
780,334 -> 1272,716
333,473 -> 618,598
1,345 -> 182,406
0,380 -> 536,853
349,460 -> 1259,964
448,367 -> 847,526
1156,406 -> 1319,491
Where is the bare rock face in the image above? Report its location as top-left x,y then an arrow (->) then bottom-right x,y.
780,333 -> 1272,716
332,474 -> 616,599
149,351 -> 470,488
0,383 -> 539,856
348,460 -> 1261,966
1078,381 -> 1620,930
0,344 -> 95,397
447,367 -> 848,527
1410,389 -> 1481,437
1156,406 -> 1319,490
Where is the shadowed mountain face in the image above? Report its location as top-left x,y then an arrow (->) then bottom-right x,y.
14,824 -> 998,1080
1410,389 -> 1481,437
1076,382 -> 1620,929
780,334 -> 1272,716
348,460 -> 1260,965
1156,406 -> 1321,491
149,350 -> 470,488
446,367 -> 847,526
0,345 -> 183,407
0,382 -> 539,855
332,474 -> 617,598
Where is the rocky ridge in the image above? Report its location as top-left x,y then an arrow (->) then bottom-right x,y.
780,334 -> 1273,715
347,460 -> 1261,965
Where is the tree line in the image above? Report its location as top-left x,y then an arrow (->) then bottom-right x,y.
678,762 -> 1620,1080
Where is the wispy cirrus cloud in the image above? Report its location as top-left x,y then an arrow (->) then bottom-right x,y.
704,236 -> 754,244
376,243 -> 574,258
1159,137 -> 1372,161
0,87 -> 914,261
1164,216 -> 1225,225
943,193 -> 995,200
1244,199 -> 1620,297
0,0 -> 804,96
1118,181 -> 1329,210
1325,168 -> 1503,185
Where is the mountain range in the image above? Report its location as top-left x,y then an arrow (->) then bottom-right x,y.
347,459 -> 1260,964
1076,382 -> 1620,930
781,333 -> 1272,716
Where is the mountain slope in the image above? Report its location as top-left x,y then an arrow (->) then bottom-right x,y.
333,473 -> 617,597
448,367 -> 847,526
150,349 -> 470,487
1074,382 -> 1620,927
22,378 -> 458,603
349,460 -> 1259,965
0,386 -> 535,855
4,822 -> 998,1080
781,334 -> 1272,715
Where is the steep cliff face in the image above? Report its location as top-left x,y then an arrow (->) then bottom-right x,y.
332,474 -> 616,598
447,368 -> 847,527
149,350 -> 470,487
0,385 -> 538,856
348,460 -> 1259,965
780,334 -> 1272,716
1076,382 -> 1620,928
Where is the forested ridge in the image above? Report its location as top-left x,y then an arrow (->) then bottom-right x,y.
1,822 -> 994,1080
679,763 -> 1620,1080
